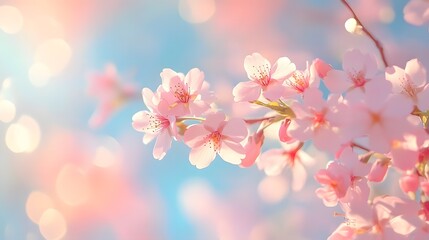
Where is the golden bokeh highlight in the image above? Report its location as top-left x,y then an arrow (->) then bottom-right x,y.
26,191 -> 54,224
38,208 -> 67,240
178,0 -> 216,24
0,5 -> 23,34
34,38 -> 72,76
5,115 -> 41,153
29,62 -> 51,87
56,164 -> 90,206
0,99 -> 16,123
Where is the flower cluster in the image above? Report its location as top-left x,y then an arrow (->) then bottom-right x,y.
132,49 -> 429,238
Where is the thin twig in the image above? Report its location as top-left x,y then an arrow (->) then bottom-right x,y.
340,0 -> 389,67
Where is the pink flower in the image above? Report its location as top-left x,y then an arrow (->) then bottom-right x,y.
283,60 -> 319,98
240,130 -> 264,168
287,88 -> 342,154
404,0 -> 429,26
183,112 -> 247,169
233,52 -> 296,102
313,58 -> 332,79
88,64 -> 137,128
399,172 -> 420,196
385,58 -> 429,111
315,161 -> 351,207
324,49 -> 380,94
257,141 -> 314,191
158,68 -> 212,116
132,88 -> 177,160
367,158 -> 389,183
342,80 -> 414,153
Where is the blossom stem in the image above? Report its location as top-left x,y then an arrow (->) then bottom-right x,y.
340,0 -> 389,67
244,116 -> 278,124
351,142 -> 371,152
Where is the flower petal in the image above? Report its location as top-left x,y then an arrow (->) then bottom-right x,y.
189,145 -> 216,169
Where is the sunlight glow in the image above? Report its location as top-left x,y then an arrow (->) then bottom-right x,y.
29,62 -> 51,87
34,38 -> 72,76
38,208 -> 67,240
0,99 -> 16,123
56,164 -> 90,206
5,115 -> 41,153
26,191 -> 54,224
178,0 -> 216,24
0,5 -> 23,34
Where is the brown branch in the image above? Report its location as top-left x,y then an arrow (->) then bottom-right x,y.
340,0 -> 389,67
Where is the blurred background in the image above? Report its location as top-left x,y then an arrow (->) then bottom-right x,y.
0,0 -> 428,239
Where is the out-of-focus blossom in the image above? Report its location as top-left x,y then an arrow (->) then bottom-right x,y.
184,112 -> 247,169
386,58 -> 429,111
404,0 -> 429,27
233,52 -> 296,102
88,64 -> 137,128
257,140 -> 314,191
240,130 -> 264,168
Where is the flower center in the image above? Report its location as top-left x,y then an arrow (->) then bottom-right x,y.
204,131 -> 222,152
286,71 -> 309,93
146,113 -> 170,133
171,83 -> 191,103
350,71 -> 367,87
252,64 -> 271,87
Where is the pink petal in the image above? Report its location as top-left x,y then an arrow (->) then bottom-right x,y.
160,68 -> 179,91
417,84 -> 429,111
222,118 -> 247,142
219,141 -> 245,165
204,112 -> 226,132
343,49 -> 377,77
142,88 -> 157,112
399,173 -> 419,194
258,149 -> 287,176
132,111 -> 151,132
385,66 -> 407,94
324,70 -> 350,93
313,58 -> 332,79
240,132 -> 264,168
279,119 -> 293,142
405,58 -> 427,88
244,53 -> 271,81
184,124 -> 210,148
185,68 -> 205,93
391,147 -> 419,171
153,130 -> 172,160
327,223 -> 355,240
291,161 -> 307,191
367,158 -> 388,182
270,57 -> 296,81
189,145 -> 216,169
262,80 -> 285,100
232,81 -> 261,102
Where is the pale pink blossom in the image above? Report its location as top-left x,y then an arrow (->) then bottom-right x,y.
257,141 -> 314,191
132,88 -> 177,160
399,172 -> 420,196
283,60 -> 319,98
88,64 -> 137,128
183,112 -> 247,169
404,0 -> 429,26
287,88 -> 343,154
328,223 -> 356,240
385,58 -> 429,111
233,52 -> 296,102
313,58 -> 332,79
315,161 -> 351,207
367,158 -> 390,183
240,130 -> 264,168
324,49 -> 381,94
390,129 -> 428,172
342,80 -> 414,153
158,68 -> 212,116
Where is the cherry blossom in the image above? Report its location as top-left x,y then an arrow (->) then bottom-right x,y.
324,49 -> 381,94
257,141 -> 314,191
404,0 -> 429,27
233,52 -> 296,102
132,88 -> 177,160
283,60 -> 319,98
158,68 -> 212,116
385,58 -> 429,111
183,112 -> 247,169
88,64 -> 137,128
